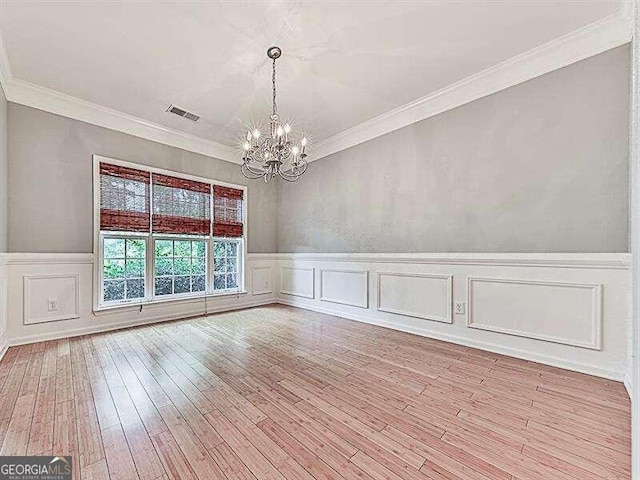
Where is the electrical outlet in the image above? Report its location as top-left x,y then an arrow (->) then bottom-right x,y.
454,302 -> 465,315
47,298 -> 59,312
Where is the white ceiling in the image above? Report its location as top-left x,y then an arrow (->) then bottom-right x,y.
0,0 -> 625,151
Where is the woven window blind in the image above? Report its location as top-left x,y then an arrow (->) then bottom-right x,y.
99,163 -> 151,232
213,186 -> 244,237
152,174 -> 211,235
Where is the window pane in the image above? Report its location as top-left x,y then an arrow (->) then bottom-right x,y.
174,276 -> 191,294
127,279 -> 145,299
125,259 -> 144,278
155,240 -> 173,257
226,242 -> 238,257
226,273 -> 237,289
226,258 -> 237,273
174,240 -> 191,257
104,280 -> 125,301
214,257 -> 225,273
104,259 -> 125,279
193,241 -> 206,257
214,241 -> 225,257
192,275 -> 205,292
192,258 -> 206,275
104,238 -> 125,258
155,258 -> 172,276
155,277 -> 172,296
127,238 -> 145,258
214,274 -> 226,290
174,258 -> 191,275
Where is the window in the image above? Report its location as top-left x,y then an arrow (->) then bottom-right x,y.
95,156 -> 245,308
154,238 -> 207,296
213,238 -> 241,291
102,237 -> 146,302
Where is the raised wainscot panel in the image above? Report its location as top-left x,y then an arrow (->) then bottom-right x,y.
252,265 -> 273,295
467,277 -> 602,350
320,269 -> 368,308
24,274 -> 80,325
377,272 -> 453,323
280,267 -> 315,299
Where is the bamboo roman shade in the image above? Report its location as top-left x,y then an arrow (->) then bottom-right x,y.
152,174 -> 211,235
99,163 -> 151,232
213,186 -> 244,237
99,162 -> 244,237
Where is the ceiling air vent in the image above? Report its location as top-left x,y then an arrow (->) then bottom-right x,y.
166,104 -> 200,122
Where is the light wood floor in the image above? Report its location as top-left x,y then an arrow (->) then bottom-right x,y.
0,305 -> 630,480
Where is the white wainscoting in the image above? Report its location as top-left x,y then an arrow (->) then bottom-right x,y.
276,253 -> 630,381
280,266 -> 315,299
377,272 -> 452,323
0,252 -> 632,382
4,253 -> 278,346
467,277 -> 602,350
320,269 -> 368,308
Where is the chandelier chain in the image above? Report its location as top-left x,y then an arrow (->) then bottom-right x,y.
272,57 -> 277,116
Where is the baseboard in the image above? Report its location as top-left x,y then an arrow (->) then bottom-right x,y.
0,330 -> 8,363
625,372 -> 633,400
8,299 -> 277,347
277,299 -> 624,381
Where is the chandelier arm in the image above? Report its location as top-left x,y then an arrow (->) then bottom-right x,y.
243,163 -> 268,175
241,164 -> 266,180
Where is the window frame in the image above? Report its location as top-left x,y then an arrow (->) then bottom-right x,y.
93,155 -> 248,311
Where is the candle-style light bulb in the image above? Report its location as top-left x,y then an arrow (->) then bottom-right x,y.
246,131 -> 252,142
292,146 -> 299,156
253,129 -> 261,139
301,137 -> 307,155
284,124 -> 291,142
243,141 -> 251,151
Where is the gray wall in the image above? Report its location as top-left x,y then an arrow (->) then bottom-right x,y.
0,85 -> 6,253
278,46 -> 631,253
7,105 -> 278,253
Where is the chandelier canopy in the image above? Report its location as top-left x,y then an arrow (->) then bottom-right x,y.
240,46 -> 308,183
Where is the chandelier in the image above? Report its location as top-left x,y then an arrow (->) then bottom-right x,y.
240,46 -> 308,183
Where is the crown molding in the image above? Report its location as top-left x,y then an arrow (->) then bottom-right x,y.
3,78 -> 239,163
0,4 -> 633,164
311,6 -> 633,161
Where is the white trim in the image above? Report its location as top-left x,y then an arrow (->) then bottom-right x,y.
311,8 -> 633,161
319,268 -> 369,309
0,7 -> 632,163
625,372 -> 632,400
23,274 -> 81,324
276,298 -> 624,381
273,252 -> 630,270
376,272 -> 453,324
466,276 -> 603,350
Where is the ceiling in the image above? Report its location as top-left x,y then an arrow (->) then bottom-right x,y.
0,0 -> 626,152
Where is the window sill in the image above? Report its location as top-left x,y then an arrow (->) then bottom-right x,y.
93,290 -> 249,315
